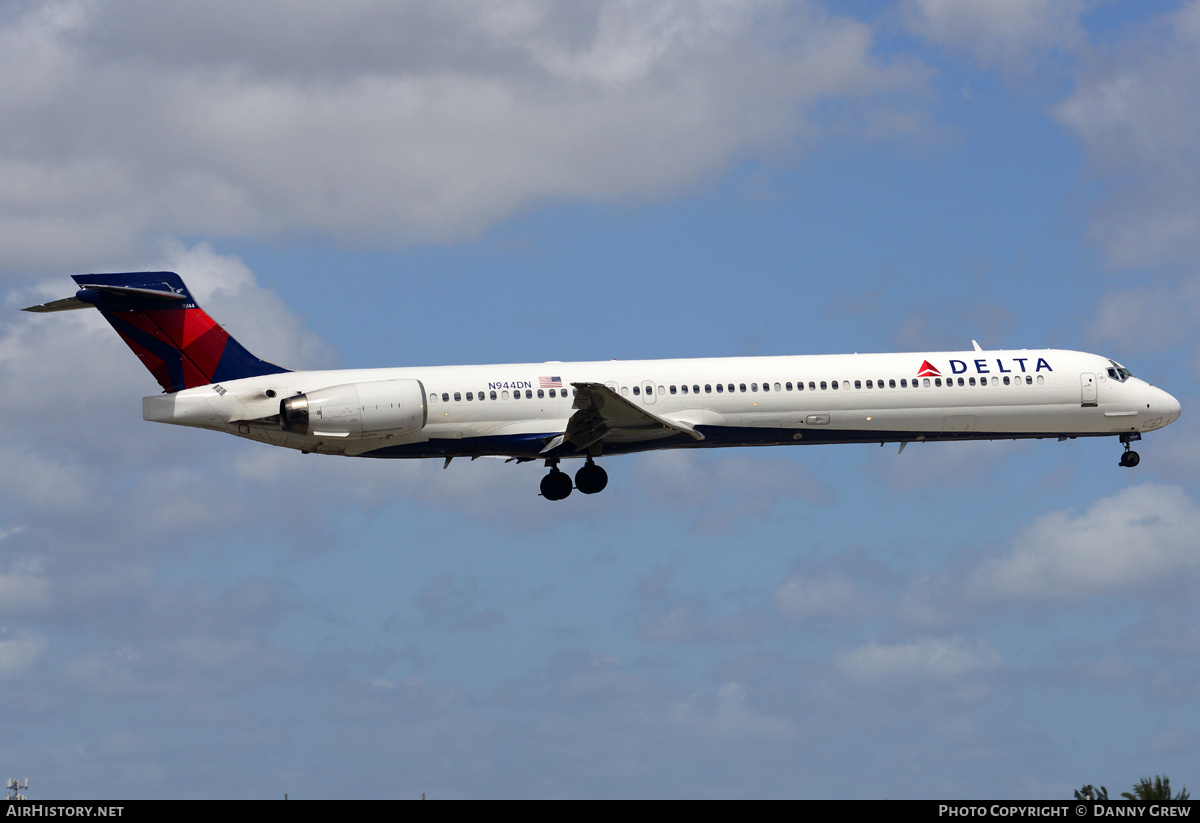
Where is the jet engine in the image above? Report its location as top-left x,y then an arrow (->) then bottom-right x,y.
280,378 -> 426,439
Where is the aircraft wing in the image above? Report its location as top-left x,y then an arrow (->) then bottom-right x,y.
541,381 -> 705,454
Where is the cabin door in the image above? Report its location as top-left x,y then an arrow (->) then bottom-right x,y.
1080,373 -> 1098,406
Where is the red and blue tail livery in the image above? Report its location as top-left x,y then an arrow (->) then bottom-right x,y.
26,272 -> 289,393
24,272 -> 1181,500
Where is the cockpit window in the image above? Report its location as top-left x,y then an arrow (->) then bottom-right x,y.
1107,361 -> 1133,382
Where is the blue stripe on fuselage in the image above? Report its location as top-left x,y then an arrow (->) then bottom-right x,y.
358,426 -> 1109,460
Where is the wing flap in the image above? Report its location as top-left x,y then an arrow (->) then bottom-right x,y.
562,382 -> 704,452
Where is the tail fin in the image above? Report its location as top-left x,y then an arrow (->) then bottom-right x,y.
23,271 -> 290,393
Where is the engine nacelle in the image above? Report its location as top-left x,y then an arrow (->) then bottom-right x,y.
280,378 -> 427,439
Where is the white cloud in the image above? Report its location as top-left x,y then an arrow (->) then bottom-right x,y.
152,241 -> 339,371
835,635 -> 1002,683
863,437 -> 1031,492
635,604 -> 765,645
1088,281 -> 1200,354
903,0 -> 1083,69
413,574 -> 505,632
0,557 -> 51,615
668,681 -> 796,742
0,1 -> 927,274
1054,1 -> 1200,267
57,581 -> 300,699
970,483 -> 1200,601
774,572 -> 873,621
632,449 -> 828,531
0,628 -> 49,678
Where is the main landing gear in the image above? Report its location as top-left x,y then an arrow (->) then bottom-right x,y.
1119,433 -> 1141,468
539,458 -> 609,501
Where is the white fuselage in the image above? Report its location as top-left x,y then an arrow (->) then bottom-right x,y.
142,348 -> 1181,461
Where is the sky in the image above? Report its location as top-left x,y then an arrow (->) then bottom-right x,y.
1,0 -> 1199,799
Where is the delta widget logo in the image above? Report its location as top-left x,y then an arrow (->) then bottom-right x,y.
917,360 -> 941,377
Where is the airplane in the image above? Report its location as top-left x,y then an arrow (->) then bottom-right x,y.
24,272 -> 1182,500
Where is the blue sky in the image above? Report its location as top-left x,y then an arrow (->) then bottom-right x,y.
2,0 -> 1200,799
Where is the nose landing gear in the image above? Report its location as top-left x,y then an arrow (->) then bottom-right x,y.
1119,433 -> 1141,468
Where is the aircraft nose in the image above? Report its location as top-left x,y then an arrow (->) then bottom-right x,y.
1165,391 -> 1182,425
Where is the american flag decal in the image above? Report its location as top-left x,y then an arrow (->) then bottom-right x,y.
539,376 -> 563,388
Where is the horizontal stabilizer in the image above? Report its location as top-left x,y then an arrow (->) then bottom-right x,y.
24,283 -> 189,313
22,296 -> 90,313
75,283 -> 189,302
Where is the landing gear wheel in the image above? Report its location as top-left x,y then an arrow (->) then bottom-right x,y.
575,462 -> 608,495
1120,450 -> 1140,468
540,469 -> 573,501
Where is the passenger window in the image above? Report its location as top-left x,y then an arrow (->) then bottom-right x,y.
751,383 -> 758,392
693,385 -> 700,394
922,378 -> 929,388
866,380 -> 873,389
1025,375 -> 1032,384
991,377 -> 999,386
1037,375 -> 1044,384
537,389 -> 544,398
1003,375 -> 1011,385
705,384 -> 712,393
678,385 -> 686,394
441,392 -> 450,402
621,387 -> 628,396
934,378 -> 941,387
453,392 -> 461,401
786,382 -> 792,391
716,384 -> 724,393
820,381 -> 828,390
831,381 -> 839,390
808,381 -> 815,391
728,384 -> 734,393
429,393 -> 437,403
889,379 -> 896,388
633,386 -> 641,396
490,390 -> 497,400
854,380 -> 862,389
